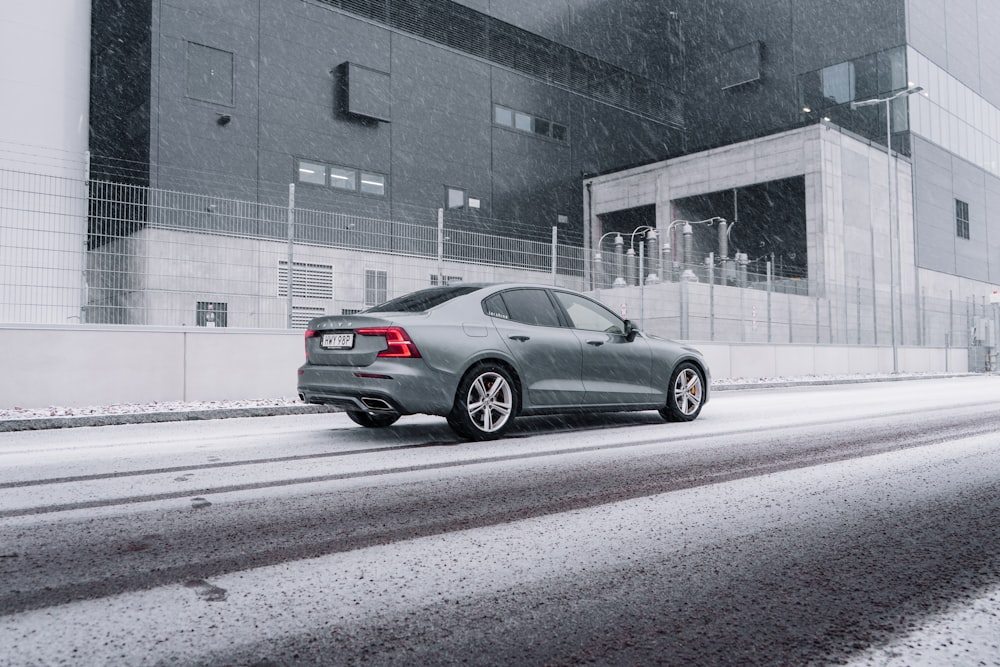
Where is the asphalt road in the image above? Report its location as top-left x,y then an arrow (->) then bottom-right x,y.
1,376 -> 999,666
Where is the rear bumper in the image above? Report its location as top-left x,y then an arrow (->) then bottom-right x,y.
297,362 -> 455,416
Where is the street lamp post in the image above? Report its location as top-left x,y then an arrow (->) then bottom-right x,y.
851,83 -> 924,374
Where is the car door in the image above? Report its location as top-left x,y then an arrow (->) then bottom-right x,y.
485,288 -> 585,408
550,290 -> 657,405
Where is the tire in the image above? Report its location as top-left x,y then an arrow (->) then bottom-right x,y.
659,361 -> 705,422
447,364 -> 518,440
346,410 -> 400,428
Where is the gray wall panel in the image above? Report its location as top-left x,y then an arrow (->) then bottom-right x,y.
986,175 -> 1000,282
912,136 -> 999,281
976,1 -> 1000,108
942,0 -> 981,90
951,158 -> 988,281
906,0 -> 947,66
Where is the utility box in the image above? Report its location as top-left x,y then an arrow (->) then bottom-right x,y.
969,318 -> 996,372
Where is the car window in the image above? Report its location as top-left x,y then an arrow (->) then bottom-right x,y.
553,291 -> 624,334
499,289 -> 561,327
366,285 -> 480,312
482,293 -> 510,320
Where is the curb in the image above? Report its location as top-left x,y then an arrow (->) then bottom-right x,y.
711,372 -> 976,392
0,373 -> 984,433
0,404 -> 338,433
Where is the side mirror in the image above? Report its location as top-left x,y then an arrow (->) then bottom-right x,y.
623,319 -> 639,342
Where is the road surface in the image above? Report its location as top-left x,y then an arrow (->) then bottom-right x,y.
1,376 -> 999,665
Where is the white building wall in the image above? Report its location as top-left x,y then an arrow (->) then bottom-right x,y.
0,1 -> 90,323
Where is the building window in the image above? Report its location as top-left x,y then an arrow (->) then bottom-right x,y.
956,199 -> 970,239
296,160 -> 326,185
295,159 -> 386,197
447,186 -> 466,209
514,111 -> 532,132
493,105 -> 569,144
196,301 -> 227,327
799,45 -> 906,115
495,106 -> 513,126
329,166 -> 357,191
365,269 -> 388,306
186,43 -> 234,105
360,172 -> 386,196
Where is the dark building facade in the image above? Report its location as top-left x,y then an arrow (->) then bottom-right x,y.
90,0 -> 690,244
90,0 -> 999,286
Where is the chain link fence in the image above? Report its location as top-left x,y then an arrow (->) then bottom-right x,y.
2,165 -> 998,366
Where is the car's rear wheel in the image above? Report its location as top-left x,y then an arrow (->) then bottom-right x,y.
659,361 -> 704,422
346,410 -> 400,428
448,364 -> 518,440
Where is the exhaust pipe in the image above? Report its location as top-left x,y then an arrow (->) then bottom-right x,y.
361,397 -> 394,411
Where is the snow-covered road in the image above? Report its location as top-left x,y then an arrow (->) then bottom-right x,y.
1,376 -> 999,665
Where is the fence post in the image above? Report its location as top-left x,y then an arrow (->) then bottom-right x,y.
788,293 -> 793,343
828,298 -> 833,345
856,278 -> 861,345
286,183 -> 295,329
551,225 -> 558,285
739,281 -> 746,342
816,298 -> 820,344
708,252 -> 715,341
639,241 -> 645,329
680,278 -> 689,339
948,290 -> 953,354
766,260 -> 772,343
437,208 -> 444,285
921,286 -> 926,346
81,151 -> 92,323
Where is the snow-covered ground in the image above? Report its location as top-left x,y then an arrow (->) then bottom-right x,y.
0,372 -> 973,427
2,375 -> 997,664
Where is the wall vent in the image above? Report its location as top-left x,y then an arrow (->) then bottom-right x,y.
278,261 -> 334,300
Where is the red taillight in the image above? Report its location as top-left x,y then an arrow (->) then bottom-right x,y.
304,329 -> 317,356
356,327 -> 422,358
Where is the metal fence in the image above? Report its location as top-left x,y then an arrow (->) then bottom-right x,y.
1,165 -> 998,364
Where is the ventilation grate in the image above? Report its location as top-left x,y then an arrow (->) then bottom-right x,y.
291,306 -> 326,329
278,261 -> 334,300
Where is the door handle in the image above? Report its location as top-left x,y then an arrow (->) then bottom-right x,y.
509,335 -> 530,342
586,339 -> 604,346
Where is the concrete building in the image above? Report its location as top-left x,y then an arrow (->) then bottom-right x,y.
3,1 -> 997,353
582,0 -> 1000,361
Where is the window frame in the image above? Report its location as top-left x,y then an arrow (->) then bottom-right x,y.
294,158 -> 387,197
446,186 -> 466,209
359,171 -> 386,196
493,104 -> 569,144
295,159 -> 327,186
956,198 -> 971,239
496,288 -> 563,328
328,165 -> 358,191
551,290 -> 625,334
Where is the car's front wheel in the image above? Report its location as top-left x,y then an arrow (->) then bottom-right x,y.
659,361 -> 705,422
448,364 -> 518,440
346,410 -> 400,428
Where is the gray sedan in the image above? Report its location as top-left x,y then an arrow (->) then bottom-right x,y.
297,283 -> 709,440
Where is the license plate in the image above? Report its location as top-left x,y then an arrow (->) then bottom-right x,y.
321,333 -> 354,349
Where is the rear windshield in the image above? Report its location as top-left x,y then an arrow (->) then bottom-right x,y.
366,285 -> 481,313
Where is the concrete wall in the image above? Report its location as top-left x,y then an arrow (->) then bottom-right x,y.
0,325 -> 305,409
0,325 -> 968,410
0,2 -> 90,324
